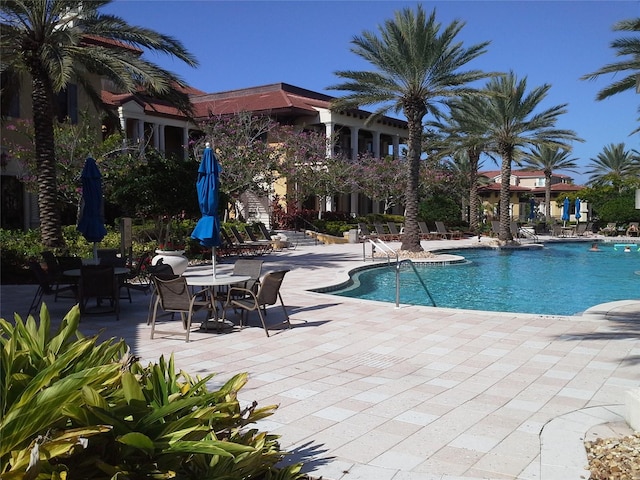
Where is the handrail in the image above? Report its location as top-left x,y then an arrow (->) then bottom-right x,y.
518,226 -> 538,242
290,214 -> 319,245
363,237 -> 397,264
397,259 -> 437,308
362,238 -> 436,308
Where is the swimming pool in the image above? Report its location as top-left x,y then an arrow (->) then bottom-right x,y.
323,242 -> 640,316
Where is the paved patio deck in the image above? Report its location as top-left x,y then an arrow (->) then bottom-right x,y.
1,235 -> 638,480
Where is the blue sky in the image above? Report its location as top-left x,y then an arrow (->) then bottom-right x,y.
103,1 -> 639,184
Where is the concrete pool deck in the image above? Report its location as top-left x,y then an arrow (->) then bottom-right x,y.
1,234 -> 638,479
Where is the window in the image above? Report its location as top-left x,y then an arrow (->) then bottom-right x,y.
55,84 -> 78,124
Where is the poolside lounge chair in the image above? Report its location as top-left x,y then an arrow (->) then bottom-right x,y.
418,221 -> 437,240
491,221 -> 501,237
387,222 -> 403,238
358,222 -> 375,240
373,223 -> 399,241
551,224 -> 562,237
435,221 -> 462,240
575,223 -> 588,236
244,225 -> 272,245
600,223 -> 617,236
626,222 -> 639,237
257,223 -> 274,242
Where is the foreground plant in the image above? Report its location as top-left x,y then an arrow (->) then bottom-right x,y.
0,305 -> 305,479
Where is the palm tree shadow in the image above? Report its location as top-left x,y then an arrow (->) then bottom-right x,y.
277,440 -> 334,476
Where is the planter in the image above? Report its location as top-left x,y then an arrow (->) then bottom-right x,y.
151,250 -> 188,275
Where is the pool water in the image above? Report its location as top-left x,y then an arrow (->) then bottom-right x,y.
328,243 -> 640,316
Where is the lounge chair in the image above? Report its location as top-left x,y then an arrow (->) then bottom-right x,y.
435,221 -> 461,240
257,223 -> 274,242
373,223 -> 399,241
575,223 -> 588,236
491,221 -> 501,237
418,221 -> 437,240
551,224 -> 562,237
626,222 -> 639,237
223,228 -> 271,256
600,223 -> 617,236
358,222 -> 375,240
387,222 -> 403,238
244,225 -> 272,245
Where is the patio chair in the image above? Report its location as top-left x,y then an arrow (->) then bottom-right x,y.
220,269 -> 291,337
626,222 -> 639,237
600,223 -> 617,236
27,261 -> 57,316
150,276 -> 214,342
551,224 -> 562,237
510,221 -> 521,239
227,227 -> 272,256
122,252 -> 152,294
41,251 -> 80,301
217,258 -> 263,308
435,221 -> 461,240
146,263 -> 177,325
78,265 -> 120,321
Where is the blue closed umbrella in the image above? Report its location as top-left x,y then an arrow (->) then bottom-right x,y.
191,144 -> 222,277
528,198 -> 536,221
562,197 -> 570,226
574,198 -> 581,222
77,157 -> 107,260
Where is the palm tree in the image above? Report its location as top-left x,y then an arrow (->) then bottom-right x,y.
521,146 -> 579,222
586,143 -> 640,191
451,73 -> 582,242
328,5 -> 492,252
0,0 -> 198,247
431,98 -> 493,233
581,18 -> 640,132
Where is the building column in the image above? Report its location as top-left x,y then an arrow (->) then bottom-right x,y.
324,122 -> 334,157
158,124 -> 165,153
152,124 -> 160,150
182,125 -> 190,160
372,131 -> 380,158
136,120 -> 144,151
392,134 -> 400,159
350,126 -> 359,216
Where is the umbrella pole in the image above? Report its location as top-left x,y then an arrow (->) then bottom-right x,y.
93,243 -> 98,262
212,247 -> 217,279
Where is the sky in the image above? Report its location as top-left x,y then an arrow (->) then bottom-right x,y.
102,0 -> 640,185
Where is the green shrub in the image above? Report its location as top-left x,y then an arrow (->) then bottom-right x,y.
0,305 -> 306,479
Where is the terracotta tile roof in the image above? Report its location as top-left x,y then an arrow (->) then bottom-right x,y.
531,183 -> 584,193
80,34 -> 143,55
101,91 -> 186,119
478,183 -> 532,192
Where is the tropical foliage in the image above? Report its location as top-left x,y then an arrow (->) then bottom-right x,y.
581,17 -> 640,133
0,305 -> 306,479
585,143 -> 640,191
0,0 -> 198,247
329,5 -> 492,252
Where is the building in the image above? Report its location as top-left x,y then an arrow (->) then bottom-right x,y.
479,169 -> 586,222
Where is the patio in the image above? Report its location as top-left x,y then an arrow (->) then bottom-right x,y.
1,235 -> 639,480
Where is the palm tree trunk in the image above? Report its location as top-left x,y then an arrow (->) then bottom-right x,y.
400,105 -> 425,252
544,171 -> 552,223
32,72 -> 64,248
468,147 -> 480,233
498,153 -> 513,242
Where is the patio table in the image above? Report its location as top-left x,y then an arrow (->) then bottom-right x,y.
184,274 -> 251,331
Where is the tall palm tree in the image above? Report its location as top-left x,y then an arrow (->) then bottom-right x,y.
328,5 -> 492,252
586,143 -> 640,191
521,146 -> 579,222
0,0 -> 198,247
452,72 -> 582,242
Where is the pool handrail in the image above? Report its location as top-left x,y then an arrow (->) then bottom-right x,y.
397,259 -> 437,309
